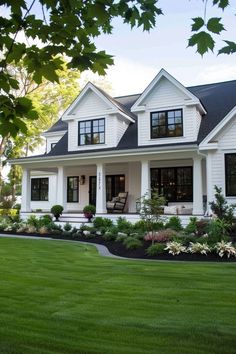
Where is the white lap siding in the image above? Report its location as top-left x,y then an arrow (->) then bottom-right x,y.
210,115 -> 236,206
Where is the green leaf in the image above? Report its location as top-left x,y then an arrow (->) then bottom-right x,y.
188,31 -> 215,55
218,40 -> 236,54
191,17 -> 205,32
207,17 -> 225,34
213,0 -> 229,10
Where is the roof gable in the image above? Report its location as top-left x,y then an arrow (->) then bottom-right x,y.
131,68 -> 205,113
62,82 -> 135,122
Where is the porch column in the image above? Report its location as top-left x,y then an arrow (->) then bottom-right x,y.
192,156 -> 204,215
21,168 -> 31,212
96,163 -> 106,213
141,160 -> 150,198
206,152 -> 214,214
57,166 -> 67,212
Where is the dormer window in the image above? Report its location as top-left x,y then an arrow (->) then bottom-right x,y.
151,109 -> 183,139
78,118 -> 105,145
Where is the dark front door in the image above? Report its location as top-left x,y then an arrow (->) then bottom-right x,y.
89,175 -> 125,206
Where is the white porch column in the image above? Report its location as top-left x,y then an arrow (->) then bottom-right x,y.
193,156 -> 204,215
21,168 -> 31,212
96,163 -> 106,213
141,160 -> 150,198
206,152 -> 214,214
57,166 -> 67,212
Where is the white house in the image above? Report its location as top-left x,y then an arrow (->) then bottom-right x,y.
10,69 -> 236,222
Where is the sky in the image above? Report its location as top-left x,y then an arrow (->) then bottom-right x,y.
81,0 -> 236,96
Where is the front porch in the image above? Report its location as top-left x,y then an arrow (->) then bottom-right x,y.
21,150 -> 208,222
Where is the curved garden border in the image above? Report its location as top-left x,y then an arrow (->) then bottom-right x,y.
1,232 -> 236,263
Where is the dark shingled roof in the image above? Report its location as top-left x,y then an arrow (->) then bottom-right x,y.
44,79 -> 236,157
45,118 -> 68,133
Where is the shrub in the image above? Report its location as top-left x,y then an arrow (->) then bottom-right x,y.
207,219 -> 230,244
215,241 -> 236,258
63,222 -> 72,232
116,217 -> 133,232
27,215 -> 39,228
0,209 -> 18,217
38,214 -> 53,227
50,205 -> 64,220
165,241 -> 186,255
115,234 -> 127,243
146,243 -> 166,256
165,216 -> 182,231
47,222 -> 62,234
102,231 -> 116,241
133,220 -> 164,233
209,186 -> 236,225
185,217 -> 197,234
188,242 -> 211,255
123,237 -> 142,250
195,220 -> 210,236
62,231 -> 72,237
93,217 -> 113,229
173,233 -> 198,246
144,229 -> 176,243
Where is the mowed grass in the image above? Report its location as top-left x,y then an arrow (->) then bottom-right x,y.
0,238 -> 236,354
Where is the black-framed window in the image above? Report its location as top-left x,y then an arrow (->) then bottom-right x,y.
151,167 -> 193,202
151,109 -> 183,139
225,154 -> 236,196
51,143 -> 56,150
67,176 -> 79,202
31,178 -> 49,201
78,118 -> 105,145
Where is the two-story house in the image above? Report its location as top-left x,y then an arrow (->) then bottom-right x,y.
10,69 -> 236,222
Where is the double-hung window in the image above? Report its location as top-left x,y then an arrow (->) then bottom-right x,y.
31,178 -> 49,201
225,154 -> 236,196
67,177 -> 79,202
151,109 -> 183,138
78,118 -> 105,145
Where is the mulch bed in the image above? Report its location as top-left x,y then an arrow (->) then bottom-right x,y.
1,230 -> 236,262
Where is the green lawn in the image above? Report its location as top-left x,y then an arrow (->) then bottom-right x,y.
0,238 -> 236,354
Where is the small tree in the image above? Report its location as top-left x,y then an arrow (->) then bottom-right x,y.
139,190 -> 166,244
209,186 -> 235,226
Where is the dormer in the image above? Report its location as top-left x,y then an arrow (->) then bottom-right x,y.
42,119 -> 67,153
131,69 -> 206,146
62,82 -> 135,152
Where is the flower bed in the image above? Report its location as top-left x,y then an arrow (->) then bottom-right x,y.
1,213 -> 236,262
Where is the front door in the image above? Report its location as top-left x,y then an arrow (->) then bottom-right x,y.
89,175 -> 125,206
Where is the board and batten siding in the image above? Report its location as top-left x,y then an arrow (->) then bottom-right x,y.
137,77 -> 202,146
209,115 -> 236,206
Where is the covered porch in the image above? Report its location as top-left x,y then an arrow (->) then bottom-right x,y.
20,149 -> 207,219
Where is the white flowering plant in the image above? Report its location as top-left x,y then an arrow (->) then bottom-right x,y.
165,241 -> 186,255
215,241 -> 236,258
188,242 -> 211,255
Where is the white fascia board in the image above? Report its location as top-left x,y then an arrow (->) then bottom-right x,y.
42,130 -> 67,138
9,144 -> 198,166
199,105 -> 236,147
131,68 -> 205,113
199,143 -> 218,151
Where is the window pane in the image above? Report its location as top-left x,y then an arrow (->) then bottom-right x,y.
225,154 -> 236,196
85,134 -> 91,144
67,177 -> 79,202
100,133 -> 105,143
151,110 -> 182,139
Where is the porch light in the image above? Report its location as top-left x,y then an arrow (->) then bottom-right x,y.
80,175 -> 85,185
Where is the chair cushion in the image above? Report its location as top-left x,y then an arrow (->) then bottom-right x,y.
118,192 -> 127,198
107,202 -> 115,209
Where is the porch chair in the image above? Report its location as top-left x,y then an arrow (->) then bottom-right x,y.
106,192 -> 128,213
